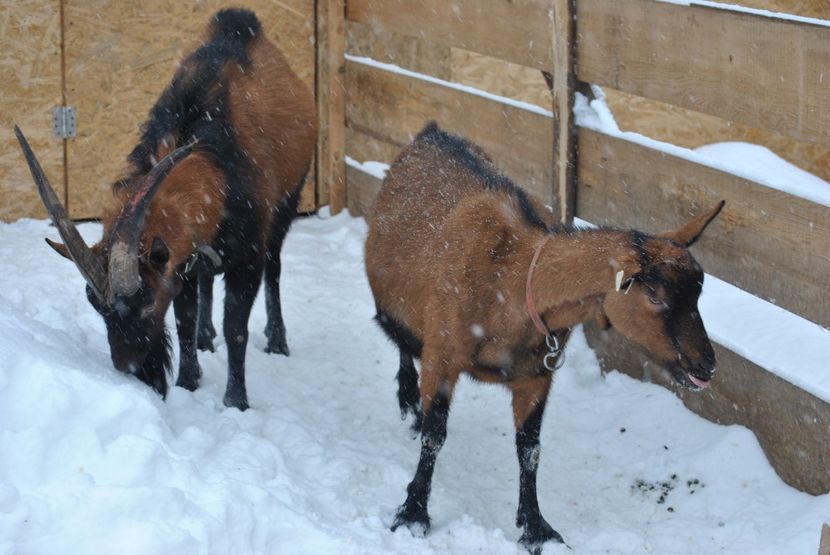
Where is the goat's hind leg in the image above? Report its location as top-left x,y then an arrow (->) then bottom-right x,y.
264,188 -> 301,355
397,350 -> 423,434
391,354 -> 457,535
197,272 -> 217,352
175,274 -> 202,391
221,257 -> 264,411
510,373 -> 565,552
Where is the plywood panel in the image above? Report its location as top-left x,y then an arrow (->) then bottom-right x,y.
346,59 -> 554,203
578,129 -> 830,328
347,0 -> 553,71
0,0 -> 64,222
347,20 -> 451,80
577,0 -> 830,147
63,0 -> 315,219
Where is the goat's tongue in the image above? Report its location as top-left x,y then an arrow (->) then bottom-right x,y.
687,373 -> 711,389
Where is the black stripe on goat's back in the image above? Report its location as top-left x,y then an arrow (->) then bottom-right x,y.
126,9 -> 261,175
414,122 -> 550,232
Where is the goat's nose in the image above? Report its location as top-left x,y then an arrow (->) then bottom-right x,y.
692,357 -> 716,379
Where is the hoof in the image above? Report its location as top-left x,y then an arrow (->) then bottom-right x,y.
223,391 -> 249,411
197,337 -> 216,353
390,503 -> 430,537
175,366 -> 202,392
264,339 -> 290,356
519,520 -> 565,554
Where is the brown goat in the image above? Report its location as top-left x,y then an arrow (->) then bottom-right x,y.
16,8 -> 317,410
365,122 -> 723,551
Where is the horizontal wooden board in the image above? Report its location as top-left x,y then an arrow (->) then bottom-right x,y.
346,59 -> 554,203
347,0 -> 553,71
345,164 -> 382,217
577,0 -> 830,146
578,129 -> 830,328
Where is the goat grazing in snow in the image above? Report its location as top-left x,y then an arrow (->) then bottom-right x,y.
15,8 -> 317,410
365,122 -> 723,552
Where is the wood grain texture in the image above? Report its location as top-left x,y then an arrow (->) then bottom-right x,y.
0,0 -> 64,222
577,0 -> 830,147
346,0 -> 553,71
578,129 -> 830,328
345,163 -> 382,217
347,20 -> 451,80
63,0 -> 316,219
316,0 -> 346,213
345,59 -> 554,202
551,0 -> 577,221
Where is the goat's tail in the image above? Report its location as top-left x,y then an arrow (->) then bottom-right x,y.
208,8 -> 261,45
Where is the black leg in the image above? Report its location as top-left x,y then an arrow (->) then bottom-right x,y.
137,330 -> 172,398
264,189 -> 300,355
197,272 -> 217,352
397,350 -> 423,433
511,376 -> 564,552
391,381 -> 452,535
175,274 -> 201,391
222,259 -> 263,411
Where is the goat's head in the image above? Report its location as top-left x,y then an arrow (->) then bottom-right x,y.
601,202 -> 724,391
15,126 -> 194,396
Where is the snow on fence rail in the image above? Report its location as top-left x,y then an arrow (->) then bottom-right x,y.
325,0 -> 830,494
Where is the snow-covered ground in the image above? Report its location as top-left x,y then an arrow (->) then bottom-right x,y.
0,212 -> 827,555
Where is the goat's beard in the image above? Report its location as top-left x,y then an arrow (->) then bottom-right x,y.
134,328 -> 173,397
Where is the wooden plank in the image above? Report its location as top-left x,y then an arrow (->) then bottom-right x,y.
347,20 -> 451,80
345,164 -> 382,217
346,59 -> 554,202
577,0 -> 830,147
577,129 -> 830,328
551,0 -> 577,222
63,0 -> 316,219
0,0 -> 64,222
316,0 -> 346,213
584,321 -> 830,495
347,0 -> 553,71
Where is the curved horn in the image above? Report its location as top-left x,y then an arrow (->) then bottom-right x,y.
108,140 -> 196,299
14,125 -> 108,301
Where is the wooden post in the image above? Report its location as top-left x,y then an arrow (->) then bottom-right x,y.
819,524 -> 830,555
315,0 -> 346,214
551,0 -> 577,224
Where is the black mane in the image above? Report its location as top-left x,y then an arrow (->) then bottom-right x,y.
415,122 -> 551,232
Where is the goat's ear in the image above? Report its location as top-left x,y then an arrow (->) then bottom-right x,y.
148,237 -> 169,271
45,238 -> 72,260
660,200 -> 725,247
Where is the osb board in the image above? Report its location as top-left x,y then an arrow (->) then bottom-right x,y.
347,21 -> 451,80
0,0 -> 63,222
578,129 -> 830,329
346,59 -> 554,204
731,0 -> 830,18
63,0 -> 315,219
584,321 -> 830,495
347,0 -> 553,71
577,0 -> 830,147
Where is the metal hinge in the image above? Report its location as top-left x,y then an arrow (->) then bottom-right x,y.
52,106 -> 77,139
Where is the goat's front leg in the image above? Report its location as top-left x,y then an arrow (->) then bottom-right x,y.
175,274 -> 201,391
391,351 -> 458,535
197,272 -> 217,352
222,259 -> 264,411
510,373 -> 564,553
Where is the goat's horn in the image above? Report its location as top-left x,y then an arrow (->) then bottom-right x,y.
108,140 -> 196,299
14,125 -> 108,302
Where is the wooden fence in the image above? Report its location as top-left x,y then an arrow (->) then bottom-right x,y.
317,0 -> 830,494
